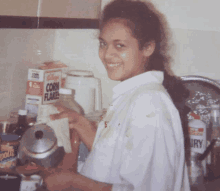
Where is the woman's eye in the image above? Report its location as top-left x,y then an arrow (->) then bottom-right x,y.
116,44 -> 125,48
99,41 -> 107,48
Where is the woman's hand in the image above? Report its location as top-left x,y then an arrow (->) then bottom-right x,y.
44,171 -> 112,191
50,105 -> 97,151
44,171 -> 77,191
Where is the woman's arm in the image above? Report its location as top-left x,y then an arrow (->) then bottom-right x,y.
45,171 -> 112,191
50,105 -> 97,151
72,115 -> 97,151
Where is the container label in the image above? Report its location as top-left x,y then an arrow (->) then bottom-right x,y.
0,145 -> 15,161
190,139 -> 203,149
0,144 -> 18,169
189,127 -> 204,136
43,70 -> 61,104
189,126 -> 206,154
26,81 -> 44,96
28,69 -> 44,81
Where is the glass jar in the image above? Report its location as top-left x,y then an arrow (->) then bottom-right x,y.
12,110 -> 29,137
58,88 -> 89,166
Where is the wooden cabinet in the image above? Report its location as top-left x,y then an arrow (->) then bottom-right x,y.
0,0 -> 101,19
0,0 -> 101,28
0,0 -> 38,17
40,0 -> 101,19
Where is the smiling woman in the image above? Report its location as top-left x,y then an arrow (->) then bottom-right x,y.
44,1 -> 191,191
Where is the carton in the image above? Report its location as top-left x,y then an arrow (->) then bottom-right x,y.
25,61 -> 68,115
25,68 -> 62,115
26,68 -> 62,103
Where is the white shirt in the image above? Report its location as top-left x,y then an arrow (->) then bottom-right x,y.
80,71 -> 190,191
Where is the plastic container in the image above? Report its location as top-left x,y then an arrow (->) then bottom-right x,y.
65,70 -> 102,114
188,117 -> 207,178
189,119 -> 207,154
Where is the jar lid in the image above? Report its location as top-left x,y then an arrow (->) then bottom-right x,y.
0,134 -> 20,142
67,70 -> 94,77
189,119 -> 206,128
59,88 -> 72,95
18,110 -> 27,116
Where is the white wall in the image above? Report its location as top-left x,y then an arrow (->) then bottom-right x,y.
0,0 -> 220,118
151,0 -> 220,32
150,0 -> 220,78
171,29 -> 220,78
0,29 -> 56,120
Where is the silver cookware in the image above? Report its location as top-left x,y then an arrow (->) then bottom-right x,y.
18,124 -> 65,168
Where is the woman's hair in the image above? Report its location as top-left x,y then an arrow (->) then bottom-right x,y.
100,0 -> 191,159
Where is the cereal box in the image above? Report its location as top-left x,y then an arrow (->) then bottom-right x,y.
26,68 -> 62,104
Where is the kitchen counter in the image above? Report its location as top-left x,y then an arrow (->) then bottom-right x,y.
2,167 -> 220,191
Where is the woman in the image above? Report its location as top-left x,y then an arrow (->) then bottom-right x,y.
45,0 -> 191,190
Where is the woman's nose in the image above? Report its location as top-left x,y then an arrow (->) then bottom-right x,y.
104,45 -> 116,59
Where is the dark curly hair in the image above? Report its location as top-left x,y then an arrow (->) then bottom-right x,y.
100,0 -> 191,160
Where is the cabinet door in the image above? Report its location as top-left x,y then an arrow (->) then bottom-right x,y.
40,0 -> 101,19
0,0 -> 38,17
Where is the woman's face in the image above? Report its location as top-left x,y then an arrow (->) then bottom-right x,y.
99,20 -> 152,81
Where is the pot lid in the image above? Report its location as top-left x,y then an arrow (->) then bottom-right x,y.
20,124 -> 57,154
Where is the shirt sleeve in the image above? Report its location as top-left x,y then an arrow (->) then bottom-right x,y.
112,92 -> 183,191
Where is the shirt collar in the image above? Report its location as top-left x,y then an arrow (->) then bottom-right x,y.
112,71 -> 164,100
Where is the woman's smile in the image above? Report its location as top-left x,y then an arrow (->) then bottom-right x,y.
107,62 -> 122,67
105,62 -> 123,70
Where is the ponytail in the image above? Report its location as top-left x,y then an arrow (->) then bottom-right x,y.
163,72 -> 191,160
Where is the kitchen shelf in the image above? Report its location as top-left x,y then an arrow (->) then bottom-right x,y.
0,16 -> 99,29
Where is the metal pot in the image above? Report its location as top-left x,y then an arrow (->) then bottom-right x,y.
18,124 -> 65,168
